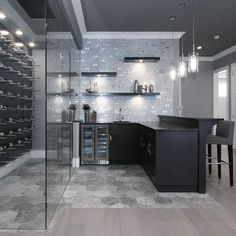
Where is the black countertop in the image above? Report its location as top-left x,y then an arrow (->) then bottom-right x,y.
138,121 -> 198,131
159,115 -> 223,121
80,121 -> 198,132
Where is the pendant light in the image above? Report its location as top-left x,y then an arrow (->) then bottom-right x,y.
170,30 -> 177,80
178,3 -> 187,78
170,60 -> 177,80
188,0 -> 199,73
178,31 -> 187,78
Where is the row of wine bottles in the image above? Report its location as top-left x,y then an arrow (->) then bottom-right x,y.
0,137 -> 33,154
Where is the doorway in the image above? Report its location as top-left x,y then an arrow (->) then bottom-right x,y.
213,67 -> 229,120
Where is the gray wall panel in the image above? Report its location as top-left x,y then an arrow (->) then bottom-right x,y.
182,61 -> 213,117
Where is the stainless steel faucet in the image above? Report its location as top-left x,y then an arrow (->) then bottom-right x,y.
119,108 -> 124,121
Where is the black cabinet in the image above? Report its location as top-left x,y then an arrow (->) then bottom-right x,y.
139,126 -> 156,182
109,124 -> 139,164
139,125 -> 198,192
156,131 -> 198,191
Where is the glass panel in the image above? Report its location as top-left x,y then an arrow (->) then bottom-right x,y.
45,0 -> 76,228
0,0 -> 46,230
82,126 -> 94,159
95,126 -> 108,161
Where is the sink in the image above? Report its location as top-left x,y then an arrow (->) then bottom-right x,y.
113,121 -> 130,123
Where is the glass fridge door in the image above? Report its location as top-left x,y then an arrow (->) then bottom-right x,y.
95,125 -> 109,164
81,125 -> 94,162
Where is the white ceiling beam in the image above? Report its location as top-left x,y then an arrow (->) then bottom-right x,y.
84,31 -> 184,39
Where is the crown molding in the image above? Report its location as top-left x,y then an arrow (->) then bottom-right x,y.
212,44 -> 236,61
83,31 -> 185,39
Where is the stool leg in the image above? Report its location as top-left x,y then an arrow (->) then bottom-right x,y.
217,145 -> 221,179
228,145 -> 233,186
208,144 -> 212,174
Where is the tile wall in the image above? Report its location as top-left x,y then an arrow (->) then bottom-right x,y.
78,38 -> 179,122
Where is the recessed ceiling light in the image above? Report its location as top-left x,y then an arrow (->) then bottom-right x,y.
15,30 -> 23,36
14,42 -> 24,47
169,16 -> 177,21
214,35 -> 220,40
178,2 -> 186,8
197,46 -> 202,50
0,12 -> 6,19
0,30 -> 9,36
28,42 -> 35,47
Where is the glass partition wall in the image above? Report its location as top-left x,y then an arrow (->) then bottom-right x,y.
0,0 -> 46,230
0,0 -> 77,230
45,1 -> 76,228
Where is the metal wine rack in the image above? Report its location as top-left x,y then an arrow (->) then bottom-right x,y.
0,35 -> 35,166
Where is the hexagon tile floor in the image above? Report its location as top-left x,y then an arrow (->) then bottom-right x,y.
59,165 -> 222,209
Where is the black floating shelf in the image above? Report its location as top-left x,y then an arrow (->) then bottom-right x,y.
81,72 -> 117,77
47,90 -> 77,96
83,92 -> 160,97
47,72 -> 79,77
124,57 -> 160,63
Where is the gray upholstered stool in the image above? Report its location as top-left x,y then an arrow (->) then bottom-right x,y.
207,120 -> 235,186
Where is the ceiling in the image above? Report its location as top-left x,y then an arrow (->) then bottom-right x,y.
8,0 -> 69,34
17,0 -> 54,19
81,0 -> 236,56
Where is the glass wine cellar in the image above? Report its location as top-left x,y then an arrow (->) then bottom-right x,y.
0,0 -> 78,230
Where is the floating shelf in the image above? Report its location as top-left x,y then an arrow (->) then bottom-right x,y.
82,92 -> 160,97
47,90 -> 77,96
81,72 -> 117,77
124,57 -> 160,63
47,72 -> 79,77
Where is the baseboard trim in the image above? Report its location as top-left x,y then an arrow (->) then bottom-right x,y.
0,152 -> 31,179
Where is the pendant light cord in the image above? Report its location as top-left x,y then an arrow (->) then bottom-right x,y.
192,0 -> 195,52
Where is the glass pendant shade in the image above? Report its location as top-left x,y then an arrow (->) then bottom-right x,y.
178,59 -> 187,78
170,64 -> 177,80
188,51 -> 199,73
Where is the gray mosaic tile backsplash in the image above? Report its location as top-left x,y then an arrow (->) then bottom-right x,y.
46,38 -> 179,122
78,38 -> 179,122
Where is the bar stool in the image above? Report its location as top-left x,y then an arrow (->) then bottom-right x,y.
207,120 -> 235,186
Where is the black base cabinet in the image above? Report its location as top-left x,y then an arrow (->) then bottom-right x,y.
139,126 -> 156,182
139,125 -> 198,192
80,122 -> 199,192
155,131 -> 198,192
109,124 -> 139,164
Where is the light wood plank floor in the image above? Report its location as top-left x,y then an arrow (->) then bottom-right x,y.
1,149 -> 236,236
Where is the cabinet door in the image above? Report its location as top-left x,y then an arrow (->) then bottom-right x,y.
139,127 -> 156,180
109,124 -> 139,164
146,132 -> 156,182
95,125 -> 109,163
81,125 -> 94,162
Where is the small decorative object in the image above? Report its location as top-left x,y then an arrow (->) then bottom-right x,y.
68,104 -> 77,121
149,84 -> 154,93
144,85 -> 148,93
61,110 -> 67,122
83,104 -> 91,122
69,104 -> 76,111
93,82 -> 98,92
134,80 -> 139,93
61,82 -> 65,93
91,110 -> 97,123
138,85 -> 144,93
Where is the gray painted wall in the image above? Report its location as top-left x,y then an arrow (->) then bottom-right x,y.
213,51 -> 236,120
182,61 -> 213,117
